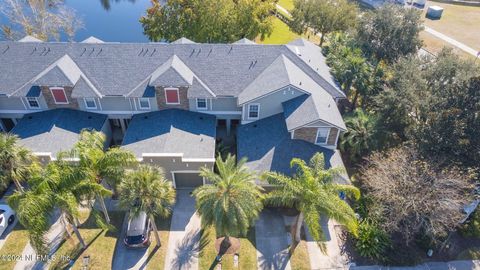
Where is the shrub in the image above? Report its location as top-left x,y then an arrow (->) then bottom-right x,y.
355,220 -> 390,261
460,209 -> 480,238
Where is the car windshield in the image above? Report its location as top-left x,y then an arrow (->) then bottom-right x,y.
126,235 -> 144,245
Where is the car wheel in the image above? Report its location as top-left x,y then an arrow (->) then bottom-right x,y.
8,215 -> 15,225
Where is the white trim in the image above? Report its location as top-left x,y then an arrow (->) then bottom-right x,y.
201,111 -> 242,115
238,85 -> 308,105
143,153 -> 183,157
290,118 -> 347,132
138,98 -> 151,110
0,109 -> 46,114
182,158 -> 215,163
334,128 -> 341,147
196,98 -> 208,110
165,88 -> 180,105
97,98 -> 103,110
315,127 -> 330,145
50,87 -> 69,104
83,97 -> 97,109
33,152 -> 53,157
291,129 -> 295,139
26,97 -> 40,109
20,97 -> 28,110
247,103 -> 260,120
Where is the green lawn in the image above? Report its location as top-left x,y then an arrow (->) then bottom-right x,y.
278,0 -> 294,11
198,226 -> 257,270
458,247 -> 480,260
290,240 -> 311,270
0,224 -> 30,270
258,17 -> 300,45
49,210 -> 124,270
145,217 -> 172,269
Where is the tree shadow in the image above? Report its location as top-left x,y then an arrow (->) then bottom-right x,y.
170,228 -> 209,269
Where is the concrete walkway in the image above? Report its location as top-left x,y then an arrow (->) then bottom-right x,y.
14,211 -> 65,270
111,213 -> 149,270
164,189 -> 201,270
424,26 -> 479,57
352,260 -> 480,270
256,208 -> 291,270
306,217 -> 347,270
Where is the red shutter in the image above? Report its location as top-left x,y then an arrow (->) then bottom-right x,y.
165,89 -> 179,104
51,88 -> 68,103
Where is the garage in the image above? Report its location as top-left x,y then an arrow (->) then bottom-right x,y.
174,172 -> 204,189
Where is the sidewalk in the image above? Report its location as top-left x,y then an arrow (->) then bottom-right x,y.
14,211 -> 65,270
424,26 -> 479,57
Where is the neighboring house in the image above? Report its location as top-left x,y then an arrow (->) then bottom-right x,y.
11,108 -> 110,163
121,109 -> 216,188
1,36 -> 347,187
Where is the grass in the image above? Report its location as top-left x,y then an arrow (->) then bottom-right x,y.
198,226 -> 257,270
49,210 -> 125,270
278,0 -> 294,11
145,217 -> 172,269
422,1 -> 480,52
457,247 -> 480,260
0,224 -> 30,270
419,31 -> 472,58
258,17 -> 300,45
290,240 -> 311,270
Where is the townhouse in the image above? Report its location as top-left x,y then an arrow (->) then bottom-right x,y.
0,36 -> 347,188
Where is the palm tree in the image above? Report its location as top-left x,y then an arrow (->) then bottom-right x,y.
0,133 -> 36,192
340,109 -> 380,161
263,153 -> 360,247
69,130 -> 137,223
119,165 -> 176,247
7,159 -> 109,251
7,187 -> 53,254
193,154 -> 264,249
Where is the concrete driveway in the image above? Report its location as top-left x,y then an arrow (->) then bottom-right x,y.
164,189 -> 201,270
256,208 -> 292,270
111,213 -> 149,270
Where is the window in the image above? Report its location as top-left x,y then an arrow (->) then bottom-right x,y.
315,127 -> 330,145
248,104 -> 260,119
139,98 -> 150,110
165,88 -> 180,104
26,97 -> 39,109
50,87 -> 68,104
84,98 -> 97,109
196,98 -> 207,110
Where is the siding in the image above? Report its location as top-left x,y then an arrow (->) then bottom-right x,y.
293,127 -> 318,144
77,97 -> 103,112
99,97 -> 132,111
293,127 -> 339,146
242,86 -> 303,121
41,86 -> 79,109
140,156 -> 214,182
156,86 -> 189,110
211,97 -> 240,111
0,97 -> 26,110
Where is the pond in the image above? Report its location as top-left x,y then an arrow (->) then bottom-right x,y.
1,0 -> 157,42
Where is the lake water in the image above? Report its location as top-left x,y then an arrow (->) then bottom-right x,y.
1,0 -> 155,42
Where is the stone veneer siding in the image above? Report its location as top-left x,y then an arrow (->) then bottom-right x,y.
293,127 -> 339,146
41,86 -> 79,109
155,86 -> 189,110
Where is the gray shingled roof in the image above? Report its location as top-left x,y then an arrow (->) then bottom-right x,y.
71,76 -> 102,98
233,38 -> 256,45
11,109 -> 107,158
0,39 -> 344,99
237,113 -> 334,183
122,109 -> 216,159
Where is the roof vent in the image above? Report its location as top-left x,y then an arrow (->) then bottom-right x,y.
88,116 -> 92,119
28,116 -> 33,120
199,116 -> 204,120
144,116 -> 149,119
253,124 -> 258,128
2,45 -> 9,54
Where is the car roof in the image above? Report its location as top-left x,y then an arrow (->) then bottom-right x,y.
127,212 -> 148,236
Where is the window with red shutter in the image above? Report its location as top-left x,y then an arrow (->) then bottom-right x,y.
50,88 -> 68,104
165,88 -> 180,104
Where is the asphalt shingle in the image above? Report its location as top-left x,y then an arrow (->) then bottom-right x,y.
11,109 -> 108,158
121,109 -> 216,159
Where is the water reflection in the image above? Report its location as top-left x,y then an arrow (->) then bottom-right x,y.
99,0 -> 138,11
